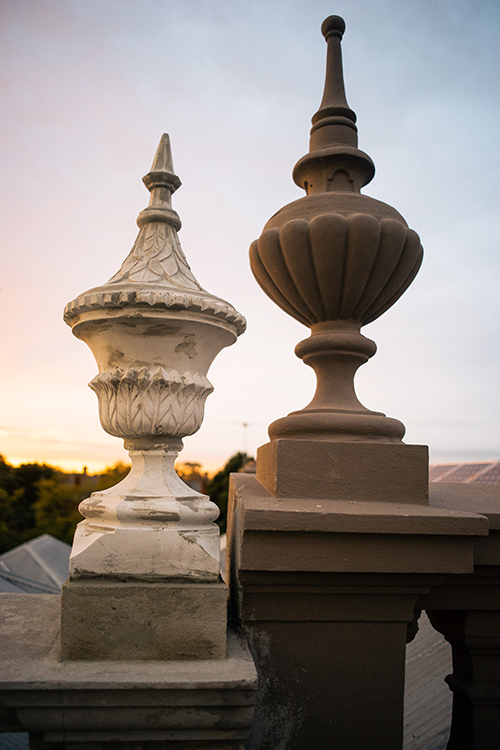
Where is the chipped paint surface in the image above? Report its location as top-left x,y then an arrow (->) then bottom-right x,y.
63,136 -> 243,585
70,441 -> 221,581
70,525 -> 220,581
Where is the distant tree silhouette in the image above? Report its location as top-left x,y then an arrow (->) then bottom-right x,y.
206,452 -> 249,534
34,477 -> 88,545
94,462 -> 130,491
0,456 -> 56,552
0,457 -> 130,554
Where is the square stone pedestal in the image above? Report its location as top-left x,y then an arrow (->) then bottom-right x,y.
61,580 -> 228,661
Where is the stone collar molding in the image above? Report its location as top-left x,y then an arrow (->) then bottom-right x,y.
64,288 -> 246,335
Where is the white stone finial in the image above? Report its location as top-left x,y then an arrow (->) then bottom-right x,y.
63,134 -> 246,584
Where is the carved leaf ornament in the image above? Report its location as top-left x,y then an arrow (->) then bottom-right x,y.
90,367 -> 214,439
108,222 -> 201,290
250,214 -> 423,328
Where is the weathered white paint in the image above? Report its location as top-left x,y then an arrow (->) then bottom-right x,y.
64,135 -> 245,582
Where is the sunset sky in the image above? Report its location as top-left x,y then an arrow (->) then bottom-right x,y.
1,0 -> 499,475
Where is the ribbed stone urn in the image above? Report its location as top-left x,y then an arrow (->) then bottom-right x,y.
64,134 -> 245,582
250,16 -> 423,442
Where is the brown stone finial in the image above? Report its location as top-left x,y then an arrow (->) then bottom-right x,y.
250,17 -> 423,443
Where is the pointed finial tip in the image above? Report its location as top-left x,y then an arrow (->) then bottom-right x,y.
151,133 -> 174,173
321,15 -> 345,40
143,132 -> 181,193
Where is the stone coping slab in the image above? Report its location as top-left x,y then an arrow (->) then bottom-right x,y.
232,474 -> 488,536
430,483 -> 500,529
0,595 -> 257,691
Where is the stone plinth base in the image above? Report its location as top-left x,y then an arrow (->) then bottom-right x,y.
230,472 -> 487,577
257,439 -> 429,502
61,580 -> 228,661
0,595 -> 257,749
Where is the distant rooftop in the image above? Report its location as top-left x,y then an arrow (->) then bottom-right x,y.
0,534 -> 70,594
429,460 -> 500,484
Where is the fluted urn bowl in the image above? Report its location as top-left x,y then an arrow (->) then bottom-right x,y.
250,192 -> 423,328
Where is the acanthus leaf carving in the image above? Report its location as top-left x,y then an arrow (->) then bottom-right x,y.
90,366 -> 214,439
108,222 -> 202,291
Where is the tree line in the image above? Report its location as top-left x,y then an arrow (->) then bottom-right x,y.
0,452 -> 250,554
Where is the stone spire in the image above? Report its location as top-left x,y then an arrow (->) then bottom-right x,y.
293,15 -> 374,195
250,16 -> 423,443
107,133 -> 201,289
66,134 -> 245,332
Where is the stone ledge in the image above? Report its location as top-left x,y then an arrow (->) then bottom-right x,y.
232,473 -> 488,536
0,595 -> 256,685
417,567 -> 500,610
430,483 -> 500,528
229,474 -> 487,576
0,595 -> 257,749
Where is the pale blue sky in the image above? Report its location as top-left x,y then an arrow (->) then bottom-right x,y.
1,0 -> 499,472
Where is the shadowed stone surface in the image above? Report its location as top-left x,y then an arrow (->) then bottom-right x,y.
0,595 -> 257,749
60,581 -> 228,661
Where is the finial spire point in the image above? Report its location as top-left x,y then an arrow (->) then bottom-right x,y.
143,133 -> 181,194
314,15 -> 355,128
134,133 -> 183,232
291,16 -> 375,194
151,133 -> 175,172
321,15 -> 345,40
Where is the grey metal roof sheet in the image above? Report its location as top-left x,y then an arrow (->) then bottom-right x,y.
0,535 -> 70,594
404,612 -> 452,750
0,734 -> 29,750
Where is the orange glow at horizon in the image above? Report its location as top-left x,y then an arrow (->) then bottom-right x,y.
2,454 -> 225,478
